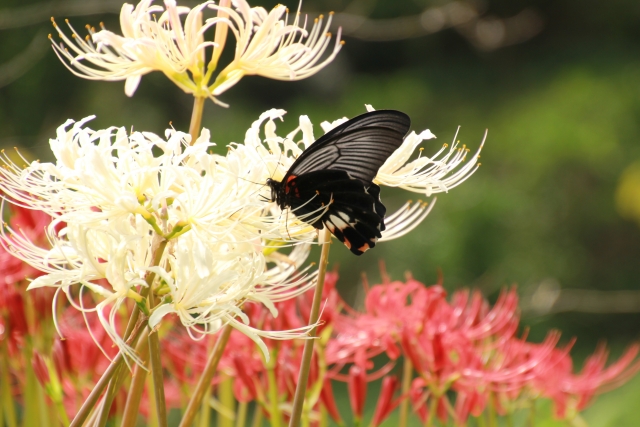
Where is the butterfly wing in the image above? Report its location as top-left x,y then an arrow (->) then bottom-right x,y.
284,110 -> 411,183
277,110 -> 411,255
285,170 -> 386,255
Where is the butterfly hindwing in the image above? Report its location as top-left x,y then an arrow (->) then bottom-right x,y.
284,170 -> 386,255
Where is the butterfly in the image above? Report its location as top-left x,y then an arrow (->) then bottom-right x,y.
266,110 -> 411,255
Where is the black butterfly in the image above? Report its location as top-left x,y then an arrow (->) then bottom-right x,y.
267,110 -> 411,255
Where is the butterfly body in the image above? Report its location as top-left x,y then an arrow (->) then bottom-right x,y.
267,110 -> 410,255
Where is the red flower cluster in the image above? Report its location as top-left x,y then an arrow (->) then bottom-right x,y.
161,273 -> 640,427
328,278 -> 640,425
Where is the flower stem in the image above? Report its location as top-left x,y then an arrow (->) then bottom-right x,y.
69,316 -> 149,427
216,375 -> 235,427
189,96 -> 206,144
288,228 -> 332,427
147,290 -> 168,427
251,402 -> 263,427
93,239 -> 169,427
425,397 -> 437,427
120,330 -> 152,427
398,357 -> 413,427
178,324 -> 233,427
95,362 -> 125,427
235,401 -> 248,427
266,350 -> 282,427
1,340 -> 18,427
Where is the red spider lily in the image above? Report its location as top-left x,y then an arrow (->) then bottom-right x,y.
347,364 -> 367,421
323,274 -> 640,426
0,206 -> 53,347
370,375 -> 400,427
534,343 -> 640,419
319,378 -> 343,425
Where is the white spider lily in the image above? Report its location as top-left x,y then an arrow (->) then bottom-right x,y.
0,116 -> 321,360
50,0 -> 218,97
377,127 -> 486,196
50,0 -> 342,104
209,0 -> 342,96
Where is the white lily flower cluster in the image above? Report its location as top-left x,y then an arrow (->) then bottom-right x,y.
0,108 -> 481,358
50,0 -> 342,104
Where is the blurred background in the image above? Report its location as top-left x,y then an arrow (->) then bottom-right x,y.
1,0 -> 640,423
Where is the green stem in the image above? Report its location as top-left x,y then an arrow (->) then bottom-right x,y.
266,350 -> 282,427
178,324 -> 233,427
120,330 -> 152,427
217,375 -> 235,427
200,383 -> 213,427
527,399 -> 535,427
189,96 -> 206,144
425,397 -> 437,427
69,316 -> 148,427
91,239 -> 169,427
477,413 -> 486,427
235,401 -> 248,427
251,403 -> 263,427
1,340 -> 18,427
487,393 -> 497,427
95,362 -> 126,427
506,412 -> 514,427
398,357 -> 413,427
148,290 -> 168,427
35,378 -> 52,427
147,373 -> 160,427
288,228 -> 332,427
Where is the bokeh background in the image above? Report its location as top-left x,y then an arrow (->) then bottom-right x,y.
2,0 -> 640,424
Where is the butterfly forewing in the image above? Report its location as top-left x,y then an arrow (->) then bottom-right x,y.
285,110 -> 411,183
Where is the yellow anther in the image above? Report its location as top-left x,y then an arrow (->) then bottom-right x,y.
443,143 -> 448,148
65,19 -> 69,23
326,32 -> 331,37
330,11 -> 335,15
48,34 -> 53,39
340,40 -> 346,45
419,147 -> 424,151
